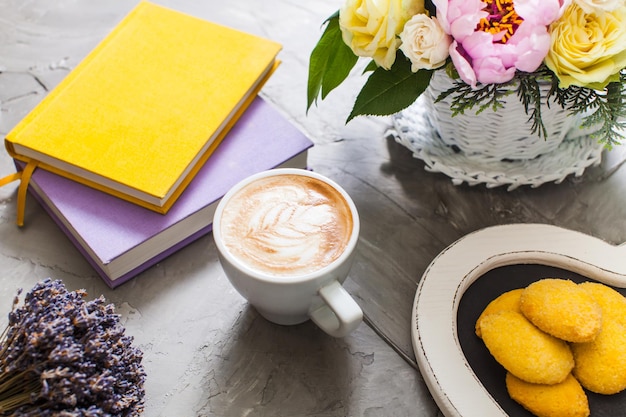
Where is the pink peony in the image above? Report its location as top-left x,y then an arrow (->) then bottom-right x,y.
433,0 -> 566,87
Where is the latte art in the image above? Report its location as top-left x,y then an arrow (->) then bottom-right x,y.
220,174 -> 353,276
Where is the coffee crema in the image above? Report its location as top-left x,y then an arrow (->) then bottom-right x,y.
220,174 -> 354,277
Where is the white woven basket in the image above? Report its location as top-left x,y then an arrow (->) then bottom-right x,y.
390,81 -> 605,190
422,70 -> 575,162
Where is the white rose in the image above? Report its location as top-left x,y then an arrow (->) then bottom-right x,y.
340,0 -> 425,70
574,0 -> 624,13
399,15 -> 451,71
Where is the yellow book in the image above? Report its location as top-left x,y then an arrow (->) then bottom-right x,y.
4,1 -> 281,219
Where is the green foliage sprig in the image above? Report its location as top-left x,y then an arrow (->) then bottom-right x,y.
437,67 -> 626,148
563,70 -> 626,150
436,66 -> 512,116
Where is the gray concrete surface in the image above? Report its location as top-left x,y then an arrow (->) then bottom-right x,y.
1,1 -> 625,416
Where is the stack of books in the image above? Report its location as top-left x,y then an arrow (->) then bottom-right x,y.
3,1 -> 313,288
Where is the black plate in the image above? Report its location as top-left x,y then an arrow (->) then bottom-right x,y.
457,264 -> 626,417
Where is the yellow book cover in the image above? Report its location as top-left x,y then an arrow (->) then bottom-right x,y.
4,0 -> 281,214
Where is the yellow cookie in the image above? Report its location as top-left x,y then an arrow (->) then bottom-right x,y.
475,288 -> 523,338
578,282 -> 626,325
506,372 -> 590,417
572,319 -> 626,395
520,278 -> 602,343
480,310 -> 574,384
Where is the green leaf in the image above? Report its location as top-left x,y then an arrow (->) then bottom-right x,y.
347,53 -> 433,122
307,13 -> 358,111
424,0 -> 437,16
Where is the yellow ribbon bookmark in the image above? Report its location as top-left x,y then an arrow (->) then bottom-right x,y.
0,172 -> 21,186
0,160 -> 38,227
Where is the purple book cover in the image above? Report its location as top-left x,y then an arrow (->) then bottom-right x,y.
21,96 -> 313,288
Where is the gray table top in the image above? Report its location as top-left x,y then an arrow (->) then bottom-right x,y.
1,1 -> 625,416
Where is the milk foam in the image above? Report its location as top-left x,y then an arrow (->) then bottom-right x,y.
220,174 -> 353,277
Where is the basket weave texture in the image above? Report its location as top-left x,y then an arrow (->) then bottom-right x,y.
423,71 -> 576,162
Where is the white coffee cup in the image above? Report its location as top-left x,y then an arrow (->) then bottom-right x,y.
213,168 -> 363,337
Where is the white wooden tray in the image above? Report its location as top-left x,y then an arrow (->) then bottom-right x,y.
411,223 -> 626,417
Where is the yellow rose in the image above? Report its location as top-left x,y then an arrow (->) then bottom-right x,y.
339,0 -> 425,70
545,3 -> 626,89
574,0 -> 623,14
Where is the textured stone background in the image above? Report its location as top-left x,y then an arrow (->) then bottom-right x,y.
1,1 -> 625,416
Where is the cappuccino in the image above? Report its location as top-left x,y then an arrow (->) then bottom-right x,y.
219,173 -> 354,277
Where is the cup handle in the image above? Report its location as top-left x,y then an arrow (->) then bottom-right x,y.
309,281 -> 363,337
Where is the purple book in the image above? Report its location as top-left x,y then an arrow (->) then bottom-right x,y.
20,97 -> 313,288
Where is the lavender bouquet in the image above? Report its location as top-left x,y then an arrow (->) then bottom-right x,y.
0,279 -> 145,416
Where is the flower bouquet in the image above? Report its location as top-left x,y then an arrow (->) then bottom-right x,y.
307,0 -> 626,151
0,279 -> 145,416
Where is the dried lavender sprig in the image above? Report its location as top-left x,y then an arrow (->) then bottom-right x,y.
0,279 -> 145,416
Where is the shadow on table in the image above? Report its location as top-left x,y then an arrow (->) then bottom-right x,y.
204,305 -> 359,416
